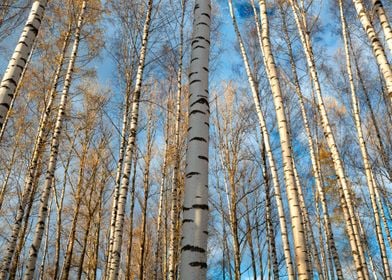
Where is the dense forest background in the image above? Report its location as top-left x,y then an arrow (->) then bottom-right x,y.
0,0 -> 391,279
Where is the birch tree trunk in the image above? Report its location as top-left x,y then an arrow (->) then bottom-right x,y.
0,116 -> 25,211
38,197 -> 53,280
105,80 -> 132,276
261,143 -> 279,280
60,141 -> 88,280
0,40 -> 35,143
339,1 -> 391,278
76,214 -> 92,280
92,188 -> 104,280
107,0 -> 153,277
9,160 -> 45,280
374,177 -> 392,251
244,196 -> 258,280
287,1 -> 369,278
234,1 -> 296,277
0,0 -> 48,131
53,143 -> 72,280
292,162 -> 323,279
371,0 -> 392,54
0,23 -> 72,280
277,5 -> 344,278
214,96 -> 242,280
253,1 -> 311,277
138,114 -> 154,280
155,99 -> 170,280
23,3 -> 87,278
168,1 -> 186,278
76,173 -> 97,280
351,44 -> 392,181
125,151 -> 138,280
179,0 -> 211,277
351,0 -> 392,101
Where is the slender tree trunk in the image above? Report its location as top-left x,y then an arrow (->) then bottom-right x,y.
9,158 -> 44,280
53,141 -> 75,280
215,99 -> 242,280
350,43 -> 392,181
229,180 -> 241,280
179,0 -> 211,277
314,193 -> 330,279
371,0 -> 392,54
155,99 -> 170,280
138,118 -> 154,280
374,177 -> 392,250
0,0 -> 48,131
76,212 -> 93,280
163,182 -> 169,280
234,1 -> 296,278
0,118 -> 25,211
107,0 -> 153,277
23,3 -> 87,278
278,5 -> 344,278
287,1 -> 369,278
0,23 -> 71,279
77,159 -> 101,280
251,0 -> 311,277
125,151 -> 138,280
39,197 -> 53,280
168,2 -> 186,278
255,210 -> 264,280
263,158 -> 279,279
351,0 -> 392,100
105,80 -> 132,276
216,181 -> 231,280
244,196 -> 258,280
60,142 -> 88,280
92,178 -> 106,280
339,1 -> 391,278
292,162 -> 323,279
0,40 -> 36,143
356,211 -> 379,280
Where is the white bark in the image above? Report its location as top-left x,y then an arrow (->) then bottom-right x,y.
154,99 -> 170,280
179,0 -> 211,277
254,1 -> 311,278
372,0 -> 392,54
288,1 -> 370,278
38,196 -> 53,280
352,0 -> 392,101
0,40 -> 36,142
107,0 -> 153,277
236,1 -> 297,278
168,1 -> 186,278
278,5 -> 343,277
104,76 -> 132,279
23,2 -> 87,279
0,19 -> 72,280
0,0 -> 48,131
339,1 -> 391,277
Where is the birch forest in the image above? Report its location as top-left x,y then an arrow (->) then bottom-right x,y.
0,0 -> 392,279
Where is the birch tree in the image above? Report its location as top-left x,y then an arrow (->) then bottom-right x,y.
277,3 -> 343,278
22,2 -> 87,278
230,1 -> 296,277
107,0 -> 154,277
179,0 -> 211,277
339,0 -> 391,277
351,0 -> 392,101
287,1 -> 370,277
0,0 -> 48,131
371,0 -> 392,54
168,1 -> 186,278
